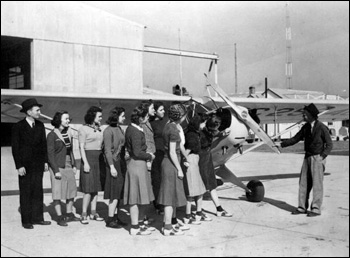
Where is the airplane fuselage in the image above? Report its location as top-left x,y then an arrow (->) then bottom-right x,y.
211,107 -> 250,168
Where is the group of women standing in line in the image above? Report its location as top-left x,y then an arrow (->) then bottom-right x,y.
46,101 -> 232,236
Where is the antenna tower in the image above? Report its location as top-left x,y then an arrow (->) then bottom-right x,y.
285,2 -> 293,89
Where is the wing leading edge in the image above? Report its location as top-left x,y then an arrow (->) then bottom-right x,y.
1,89 -> 194,124
204,97 -> 349,124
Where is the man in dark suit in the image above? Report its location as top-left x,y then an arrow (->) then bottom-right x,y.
276,103 -> 333,217
11,98 -> 51,229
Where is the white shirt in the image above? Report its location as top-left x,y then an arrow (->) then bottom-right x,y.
310,120 -> 316,132
131,123 -> 144,132
26,117 -> 35,128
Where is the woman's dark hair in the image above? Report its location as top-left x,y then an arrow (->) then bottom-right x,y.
130,106 -> 148,125
149,101 -> 164,122
106,107 -> 125,127
84,106 -> 102,125
51,110 -> 69,128
139,99 -> 153,113
187,115 -> 202,132
154,101 -> 164,113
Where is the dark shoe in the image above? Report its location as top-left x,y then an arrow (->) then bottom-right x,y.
307,212 -> 320,217
33,220 -> 51,225
106,220 -> 122,229
65,213 -> 80,222
57,217 -> 68,227
291,209 -> 307,215
116,219 -> 128,227
22,223 -> 34,229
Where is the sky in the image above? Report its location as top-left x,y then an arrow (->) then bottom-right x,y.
82,1 -> 349,98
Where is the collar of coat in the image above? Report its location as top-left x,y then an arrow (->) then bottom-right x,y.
53,128 -> 72,143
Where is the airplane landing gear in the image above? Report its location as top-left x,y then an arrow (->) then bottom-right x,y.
246,180 -> 265,202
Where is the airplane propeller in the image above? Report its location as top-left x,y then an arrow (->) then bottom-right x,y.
204,73 -> 280,154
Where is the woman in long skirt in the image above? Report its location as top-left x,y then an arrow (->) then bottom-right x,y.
103,107 -> 127,228
183,115 -> 207,225
158,103 -> 188,236
124,106 -> 155,236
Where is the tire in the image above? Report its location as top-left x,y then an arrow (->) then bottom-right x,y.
246,180 -> 265,202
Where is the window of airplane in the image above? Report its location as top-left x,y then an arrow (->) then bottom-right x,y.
1,36 -> 32,90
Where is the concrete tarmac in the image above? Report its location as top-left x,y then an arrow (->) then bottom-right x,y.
1,150 -> 349,257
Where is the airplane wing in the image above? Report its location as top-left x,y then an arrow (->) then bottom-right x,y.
204,97 -> 349,124
1,89 -> 194,124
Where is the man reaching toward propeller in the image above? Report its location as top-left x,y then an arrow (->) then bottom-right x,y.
275,103 -> 333,217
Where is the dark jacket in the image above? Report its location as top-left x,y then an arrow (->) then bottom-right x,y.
150,119 -> 167,152
47,128 -> 75,174
125,125 -> 152,161
185,129 -> 201,154
281,120 -> 333,158
11,119 -> 48,171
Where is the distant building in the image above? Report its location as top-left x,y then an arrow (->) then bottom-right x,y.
230,86 -> 348,140
231,87 -> 348,101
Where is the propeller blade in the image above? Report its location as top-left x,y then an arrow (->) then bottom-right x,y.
204,73 -> 280,154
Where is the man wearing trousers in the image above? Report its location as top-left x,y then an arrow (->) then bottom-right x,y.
276,103 -> 333,217
11,98 -> 51,229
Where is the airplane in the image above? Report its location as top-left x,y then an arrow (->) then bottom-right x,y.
1,77 -> 349,203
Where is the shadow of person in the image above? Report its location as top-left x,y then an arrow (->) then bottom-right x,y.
73,197 -> 109,219
238,195 -> 296,213
45,201 -> 88,221
18,202 -> 58,221
44,202 -> 58,221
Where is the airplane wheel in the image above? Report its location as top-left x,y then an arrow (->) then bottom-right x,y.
246,180 -> 265,202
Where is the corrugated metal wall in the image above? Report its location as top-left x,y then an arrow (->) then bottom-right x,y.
1,1 -> 144,94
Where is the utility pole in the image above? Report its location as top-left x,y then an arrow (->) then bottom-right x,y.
285,1 -> 293,89
265,77 -> 268,135
234,43 -> 238,93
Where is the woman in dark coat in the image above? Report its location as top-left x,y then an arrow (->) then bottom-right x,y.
124,107 -> 155,236
199,115 -> 233,218
150,101 -> 167,213
103,107 -> 127,228
47,110 -> 79,226
183,115 -> 206,225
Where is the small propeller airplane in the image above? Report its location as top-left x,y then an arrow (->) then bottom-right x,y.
1,72 -> 349,202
